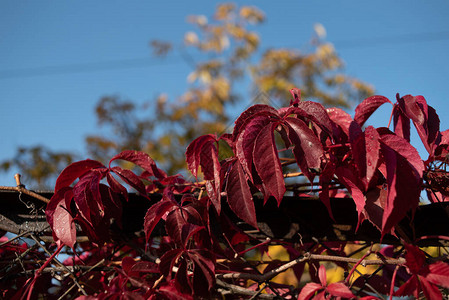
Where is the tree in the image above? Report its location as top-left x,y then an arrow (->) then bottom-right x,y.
1,88 -> 449,299
1,3 -> 373,187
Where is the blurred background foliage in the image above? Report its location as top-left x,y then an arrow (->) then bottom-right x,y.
1,3 -> 373,189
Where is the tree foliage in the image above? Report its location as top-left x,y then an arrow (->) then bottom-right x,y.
1,3 -> 373,187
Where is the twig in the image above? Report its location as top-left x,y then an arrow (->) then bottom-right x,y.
249,283 -> 267,300
0,230 -> 34,247
29,234 -> 88,296
0,243 -> 40,275
345,244 -> 374,284
216,253 -> 405,282
0,174 -> 50,204
284,172 -> 303,178
57,283 -> 77,300
216,279 -> 276,299
12,265 -> 114,276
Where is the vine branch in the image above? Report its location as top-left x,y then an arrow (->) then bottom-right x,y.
216,253 -> 406,282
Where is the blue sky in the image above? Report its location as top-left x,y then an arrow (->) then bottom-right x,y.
1,1 -> 449,187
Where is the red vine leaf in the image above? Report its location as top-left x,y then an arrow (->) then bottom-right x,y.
232,104 -> 279,140
55,159 -> 105,192
284,102 -> 334,137
226,160 -> 258,229
235,115 -> 273,181
335,166 -> 366,230
143,196 -> 178,248
109,150 -> 166,179
285,117 -> 324,182
297,282 -> 323,300
185,134 -> 216,178
379,134 -> 424,236
354,95 -> 392,127
46,187 -> 76,249
253,123 -> 285,205
106,173 -> 128,201
395,244 -> 449,299
327,107 -> 353,141
72,169 -> 106,224
393,105 -> 411,142
187,249 -> 216,294
185,135 -> 221,213
111,166 -> 146,195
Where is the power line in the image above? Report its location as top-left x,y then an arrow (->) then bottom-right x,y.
1,31 -> 448,80
0,57 -> 186,80
332,30 -> 449,49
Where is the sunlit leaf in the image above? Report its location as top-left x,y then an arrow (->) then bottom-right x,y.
253,123 -> 285,204
354,95 -> 392,127
226,160 -> 257,228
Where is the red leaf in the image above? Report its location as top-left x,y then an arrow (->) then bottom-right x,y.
53,200 -> 76,249
156,280 -> 194,300
319,158 -> 337,221
121,256 -> 137,274
181,223 -> 205,248
72,169 -> 105,223
106,173 -> 128,201
364,126 -> 380,184
46,187 -> 71,231
335,166 -> 366,230
165,209 -> 187,246
398,94 -> 425,125
289,87 -> 301,106
393,105 -> 411,142
159,249 -> 183,280
379,138 -> 423,236
394,275 -> 419,297
397,95 -> 441,154
285,117 -> 324,182
420,276 -> 442,300
165,208 -> 204,248
143,197 -> 177,246
232,104 -> 279,140
380,134 -> 424,178
226,160 -> 258,228
354,95 -> 392,127
200,142 -> 221,213
187,249 -> 216,292
327,107 -> 353,141
129,261 -> 160,277
326,282 -> 354,298
175,259 -> 192,294
427,261 -> 449,289
235,115 -> 273,180
46,187 -> 76,249
284,102 -> 334,137
349,121 -> 366,181
404,244 -> 427,274
55,159 -> 104,192
205,180 -> 220,214
318,264 -> 327,287
297,282 -> 323,300
253,123 -> 286,205
109,150 -> 166,179
100,184 -> 123,226
364,186 -> 386,232
185,135 -> 221,212
185,134 -> 216,178
111,166 -> 146,195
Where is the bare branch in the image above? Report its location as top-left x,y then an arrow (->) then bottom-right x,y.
0,174 -> 50,204
216,253 -> 406,282
216,279 -> 276,299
